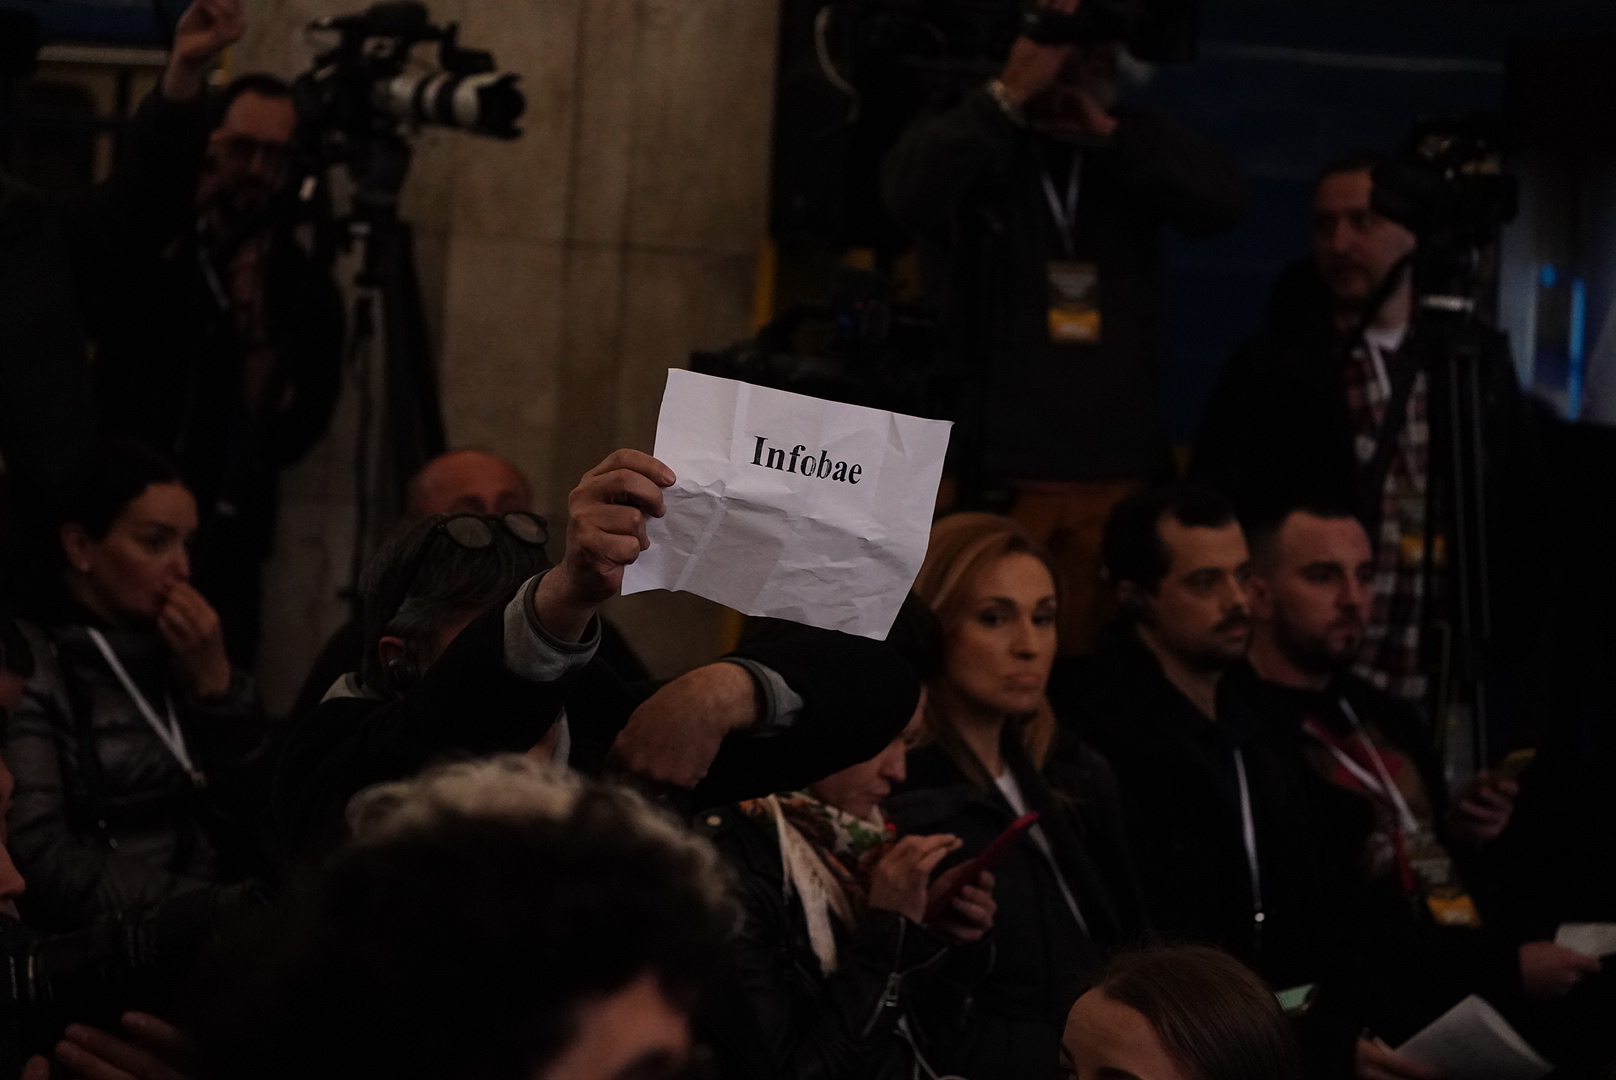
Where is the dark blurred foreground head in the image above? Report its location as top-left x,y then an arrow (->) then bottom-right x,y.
190,757 -> 736,1080
1063,944 -> 1301,1080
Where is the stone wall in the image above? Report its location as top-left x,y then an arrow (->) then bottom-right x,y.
239,0 -> 777,712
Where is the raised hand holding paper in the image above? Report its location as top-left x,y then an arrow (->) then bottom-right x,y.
621,370 -> 952,639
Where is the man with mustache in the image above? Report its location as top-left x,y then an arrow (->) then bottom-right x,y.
1244,503 -> 1603,1080
1057,488 -> 1334,1019
91,71 -> 343,664
1191,153 -> 1540,708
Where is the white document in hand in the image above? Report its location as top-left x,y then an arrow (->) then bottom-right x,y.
1397,995 -> 1551,1080
1555,922 -> 1616,958
621,370 -> 952,639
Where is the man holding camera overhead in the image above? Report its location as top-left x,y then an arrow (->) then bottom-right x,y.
883,0 -> 1246,656
89,53 -> 344,666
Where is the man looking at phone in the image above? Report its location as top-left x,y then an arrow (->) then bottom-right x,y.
1243,502 -> 1601,1079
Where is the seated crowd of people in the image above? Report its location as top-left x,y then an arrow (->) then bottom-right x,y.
0,2 -> 1610,1080
0,430 -> 1608,1080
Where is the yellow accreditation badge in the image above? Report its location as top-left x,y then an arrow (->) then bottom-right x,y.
1426,890 -> 1483,927
1047,260 -> 1101,345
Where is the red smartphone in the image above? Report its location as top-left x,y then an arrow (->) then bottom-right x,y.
923,811 -> 1040,923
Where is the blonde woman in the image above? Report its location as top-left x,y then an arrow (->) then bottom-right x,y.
887,512 -> 1145,1080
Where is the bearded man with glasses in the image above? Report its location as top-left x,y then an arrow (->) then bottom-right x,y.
90,71 -> 344,668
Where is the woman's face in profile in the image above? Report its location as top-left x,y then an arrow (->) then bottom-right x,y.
1062,989 -> 1193,1080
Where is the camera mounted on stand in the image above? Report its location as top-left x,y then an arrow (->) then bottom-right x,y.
1367,116 -> 1520,767
1019,0 -> 1200,65
285,2 -> 526,613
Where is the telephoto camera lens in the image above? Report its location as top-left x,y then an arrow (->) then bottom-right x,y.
374,70 -> 524,138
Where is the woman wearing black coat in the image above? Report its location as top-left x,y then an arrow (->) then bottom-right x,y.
6,441 -> 269,930
886,513 -> 1146,1080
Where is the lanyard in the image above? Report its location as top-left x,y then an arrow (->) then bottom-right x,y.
1039,152 -> 1084,258
84,628 -> 205,789
1231,749 -> 1266,934
1302,701 -> 1418,835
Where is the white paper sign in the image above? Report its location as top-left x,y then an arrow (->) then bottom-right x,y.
1555,922 -> 1616,959
1397,995 -> 1552,1080
621,370 -> 952,639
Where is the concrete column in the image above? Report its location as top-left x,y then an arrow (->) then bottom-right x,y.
241,0 -> 777,711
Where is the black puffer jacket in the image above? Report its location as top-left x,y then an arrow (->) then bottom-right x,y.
7,612 -> 269,931
698,808 -> 986,1080
885,728 -> 1145,1080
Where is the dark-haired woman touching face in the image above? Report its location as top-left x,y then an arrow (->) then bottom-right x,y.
5,442 -> 268,930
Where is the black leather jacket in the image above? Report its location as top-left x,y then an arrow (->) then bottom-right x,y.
697,807 -> 987,1080
7,612 -> 268,931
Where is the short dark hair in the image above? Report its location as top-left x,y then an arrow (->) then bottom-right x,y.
1245,500 -> 1365,573
214,72 -> 294,126
61,438 -> 185,540
359,515 -> 552,688
1317,149 -> 1387,187
1101,486 -> 1238,595
1087,945 -> 1301,1080
188,765 -> 735,1080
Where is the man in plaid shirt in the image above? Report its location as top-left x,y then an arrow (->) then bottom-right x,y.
1194,152 -> 1539,709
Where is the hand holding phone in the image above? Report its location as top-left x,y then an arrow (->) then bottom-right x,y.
923,812 -> 1038,923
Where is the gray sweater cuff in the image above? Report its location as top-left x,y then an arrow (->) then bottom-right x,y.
503,573 -> 601,683
720,657 -> 804,735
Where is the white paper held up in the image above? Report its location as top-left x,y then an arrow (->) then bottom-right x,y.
621,370 -> 952,639
1396,995 -> 1551,1080
1555,922 -> 1616,959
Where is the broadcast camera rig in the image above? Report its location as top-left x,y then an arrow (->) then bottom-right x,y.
281,2 -> 525,597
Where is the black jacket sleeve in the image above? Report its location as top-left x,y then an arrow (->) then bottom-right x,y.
271,597 -> 570,860
1106,107 -> 1247,236
689,628 -> 922,809
704,811 -> 984,1080
881,89 -> 1026,237
57,89 -> 212,296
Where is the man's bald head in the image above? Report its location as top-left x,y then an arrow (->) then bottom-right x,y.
406,450 -> 532,519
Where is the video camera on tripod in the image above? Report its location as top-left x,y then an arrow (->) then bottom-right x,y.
1367,116 -> 1521,765
284,2 -> 527,610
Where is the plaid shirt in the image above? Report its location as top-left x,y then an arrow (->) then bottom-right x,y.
1343,328 -> 1431,704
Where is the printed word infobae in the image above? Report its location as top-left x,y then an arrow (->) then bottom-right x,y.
749,437 -> 864,484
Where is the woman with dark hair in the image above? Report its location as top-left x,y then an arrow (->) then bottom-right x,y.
5,439 -> 268,930
887,512 -> 1145,1080
1063,945 -> 1301,1080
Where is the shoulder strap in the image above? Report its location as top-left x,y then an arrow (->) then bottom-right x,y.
1356,331 -> 1423,534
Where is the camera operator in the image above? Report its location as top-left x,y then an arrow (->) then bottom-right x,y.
882,0 -> 1246,656
274,449 -> 928,862
0,0 -> 244,609
1191,153 -> 1541,705
88,67 -> 345,667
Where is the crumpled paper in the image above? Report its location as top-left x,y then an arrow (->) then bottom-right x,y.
621,370 -> 952,639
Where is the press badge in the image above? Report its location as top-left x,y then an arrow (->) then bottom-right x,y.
1047,261 -> 1101,345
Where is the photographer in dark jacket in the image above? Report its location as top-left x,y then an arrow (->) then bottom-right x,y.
0,0 -> 242,605
1191,154 -> 1542,705
882,0 -> 1246,653
89,69 -> 344,665
274,449 -> 927,864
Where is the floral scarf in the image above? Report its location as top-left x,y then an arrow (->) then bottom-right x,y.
739,791 -> 895,972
